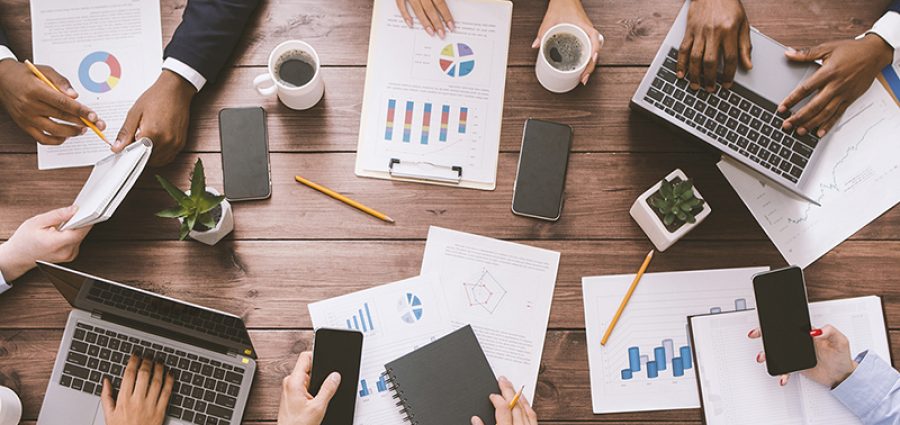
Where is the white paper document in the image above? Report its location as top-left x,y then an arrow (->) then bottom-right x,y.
355,0 -> 512,189
691,296 -> 889,425
420,227 -> 560,402
308,275 -> 453,425
582,267 -> 768,413
31,0 -> 162,169
719,79 -> 900,268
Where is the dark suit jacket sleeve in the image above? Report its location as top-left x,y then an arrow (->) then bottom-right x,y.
890,0 -> 900,13
163,0 -> 261,86
0,22 -> 10,49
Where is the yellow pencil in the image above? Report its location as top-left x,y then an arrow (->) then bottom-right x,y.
600,250 -> 655,346
24,60 -> 109,144
294,175 -> 395,224
508,385 -> 525,409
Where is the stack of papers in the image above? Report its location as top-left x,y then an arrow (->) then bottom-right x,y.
308,227 -> 560,425
61,139 -> 152,230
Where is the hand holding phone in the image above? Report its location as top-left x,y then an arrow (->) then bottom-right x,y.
753,266 -> 817,376
278,352 -> 341,425
309,329 -> 363,425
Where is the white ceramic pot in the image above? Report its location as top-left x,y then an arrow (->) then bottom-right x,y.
0,386 -> 22,425
630,169 -> 711,252
179,187 -> 234,246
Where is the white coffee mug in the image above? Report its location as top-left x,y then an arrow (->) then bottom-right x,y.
535,24 -> 597,93
254,40 -> 325,110
0,387 -> 22,425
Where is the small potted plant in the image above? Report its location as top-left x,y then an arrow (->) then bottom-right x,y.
630,169 -> 710,252
155,159 -> 234,245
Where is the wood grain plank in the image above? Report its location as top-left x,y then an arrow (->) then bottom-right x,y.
4,329 -> 900,422
2,240 -> 898,330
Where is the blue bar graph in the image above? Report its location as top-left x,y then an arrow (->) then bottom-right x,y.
654,347 -> 667,371
359,379 -> 371,397
346,303 -> 375,334
621,369 -> 633,379
628,347 -> 640,372
673,357 -> 685,377
680,346 -> 692,369
376,375 -> 388,392
647,361 -> 659,378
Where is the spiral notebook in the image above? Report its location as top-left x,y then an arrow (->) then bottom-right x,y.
384,325 -> 499,425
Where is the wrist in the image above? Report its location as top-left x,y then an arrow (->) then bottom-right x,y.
159,70 -> 197,101
0,243 -> 31,282
831,361 -> 859,389
862,33 -> 894,69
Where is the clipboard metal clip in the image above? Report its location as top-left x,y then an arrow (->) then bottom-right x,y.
389,158 -> 463,184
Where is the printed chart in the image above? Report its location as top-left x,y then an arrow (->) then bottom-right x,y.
439,43 -> 475,77
462,268 -> 506,314
78,51 -> 122,93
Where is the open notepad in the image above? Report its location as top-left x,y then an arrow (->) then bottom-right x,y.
689,296 -> 890,425
61,139 -> 152,230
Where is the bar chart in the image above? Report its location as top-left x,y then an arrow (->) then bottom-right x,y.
345,302 -> 376,334
359,375 -> 390,398
383,99 -> 473,145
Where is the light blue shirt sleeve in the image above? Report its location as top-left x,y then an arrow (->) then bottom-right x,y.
0,268 -> 10,294
832,351 -> 900,425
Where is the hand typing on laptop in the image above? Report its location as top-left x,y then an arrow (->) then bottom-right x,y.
277,351 -> 341,425
778,35 -> 894,137
100,354 -> 174,425
0,206 -> 91,282
471,376 -> 539,425
677,0 -> 752,92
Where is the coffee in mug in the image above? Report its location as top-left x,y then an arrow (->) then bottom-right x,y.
543,32 -> 584,72
254,40 -> 325,110
275,52 -> 317,88
535,23 -> 599,93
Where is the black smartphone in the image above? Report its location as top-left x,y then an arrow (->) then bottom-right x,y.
511,119 -> 573,221
219,107 -> 271,201
309,328 -> 364,425
752,266 -> 817,376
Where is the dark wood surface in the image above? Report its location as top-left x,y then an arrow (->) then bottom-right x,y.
0,0 -> 897,423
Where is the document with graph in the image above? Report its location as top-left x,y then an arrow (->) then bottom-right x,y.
308,275 -> 453,425
718,75 -> 900,268
355,0 -> 512,190
31,0 -> 162,169
582,267 -> 768,413
421,227 -> 560,402
690,296 -> 889,425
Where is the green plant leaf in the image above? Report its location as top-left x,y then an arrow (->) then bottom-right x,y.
686,214 -> 697,224
680,203 -> 694,212
197,193 -> 226,214
676,210 -> 687,221
178,221 -> 191,241
681,190 -> 695,201
155,174 -> 189,206
199,212 -> 217,230
189,159 -> 206,204
156,206 -> 188,218
664,213 -> 674,226
675,180 -> 693,196
185,211 -> 199,237
659,180 -> 674,199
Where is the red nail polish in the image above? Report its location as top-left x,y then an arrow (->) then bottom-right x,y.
756,353 -> 762,362
809,329 -> 823,337
747,329 -> 754,337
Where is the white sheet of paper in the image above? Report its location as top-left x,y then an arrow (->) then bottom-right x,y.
582,267 -> 768,413
355,0 -> 512,189
31,0 -> 162,169
691,296 -> 888,425
718,80 -> 900,268
420,227 -> 560,402
308,275 -> 453,425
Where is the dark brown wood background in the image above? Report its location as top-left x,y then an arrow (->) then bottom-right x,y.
1,0 -> 897,423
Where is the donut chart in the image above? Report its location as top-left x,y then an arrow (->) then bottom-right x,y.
78,51 -> 121,93
439,43 -> 475,78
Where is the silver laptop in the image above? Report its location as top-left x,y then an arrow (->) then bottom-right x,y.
631,0 -> 824,204
36,262 -> 257,425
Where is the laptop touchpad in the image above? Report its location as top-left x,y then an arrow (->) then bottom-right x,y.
734,29 -> 819,108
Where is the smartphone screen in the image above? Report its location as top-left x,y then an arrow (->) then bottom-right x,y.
753,267 -> 817,376
309,329 -> 364,425
511,119 -> 573,221
219,107 -> 271,201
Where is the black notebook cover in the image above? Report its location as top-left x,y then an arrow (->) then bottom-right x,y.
384,325 -> 499,425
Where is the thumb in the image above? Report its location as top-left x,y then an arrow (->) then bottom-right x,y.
100,378 -> 116,417
32,205 -> 78,228
490,393 -> 512,424
785,45 -> 827,63
313,372 -> 341,404
38,65 -> 78,98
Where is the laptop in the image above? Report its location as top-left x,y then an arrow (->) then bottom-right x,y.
36,262 -> 257,425
631,0 -> 824,204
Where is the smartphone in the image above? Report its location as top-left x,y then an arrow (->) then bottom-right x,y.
219,107 -> 271,201
511,119 -> 573,221
309,328 -> 364,425
752,266 -> 817,376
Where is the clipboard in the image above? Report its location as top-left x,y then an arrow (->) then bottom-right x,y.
353,0 -> 512,191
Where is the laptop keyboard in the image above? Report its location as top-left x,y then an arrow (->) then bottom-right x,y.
60,322 -> 245,424
644,48 -> 820,183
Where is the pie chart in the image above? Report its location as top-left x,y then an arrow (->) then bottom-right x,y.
439,43 -> 475,78
78,51 -> 121,93
398,293 -> 424,324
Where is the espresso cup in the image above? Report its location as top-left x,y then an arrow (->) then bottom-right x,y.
0,387 -> 21,425
535,24 -> 595,93
254,40 -> 325,110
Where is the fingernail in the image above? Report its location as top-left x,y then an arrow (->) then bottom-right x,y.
532,37 -> 540,48
438,29 -> 445,39
88,112 -> 97,121
67,205 -> 79,213
787,47 -> 796,53
425,26 -> 434,36
779,377 -> 787,386
756,353 -> 762,362
405,18 -> 413,28
97,121 -> 106,130
818,129 -> 826,137
810,329 -> 823,337
448,21 -> 456,32
499,376 -> 509,384
783,122 -> 793,130
747,329 -> 755,338
67,88 -> 77,97
777,105 -> 786,113
592,52 -> 599,63
329,372 -> 341,382
582,75 -> 590,86
114,140 -> 124,149
797,127 -> 807,135
676,71 -> 684,78
81,127 -> 87,135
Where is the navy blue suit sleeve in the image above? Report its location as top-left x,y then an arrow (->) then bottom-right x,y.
890,0 -> 900,13
163,0 -> 261,87
0,23 -> 10,49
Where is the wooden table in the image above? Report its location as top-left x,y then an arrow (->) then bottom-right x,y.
2,1 -> 898,423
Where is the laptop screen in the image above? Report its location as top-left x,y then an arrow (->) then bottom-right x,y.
38,261 -> 257,359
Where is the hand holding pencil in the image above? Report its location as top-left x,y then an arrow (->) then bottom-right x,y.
471,376 -> 538,425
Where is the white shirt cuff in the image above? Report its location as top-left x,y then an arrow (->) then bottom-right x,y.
0,268 -> 11,295
0,46 -> 17,62
859,11 -> 900,65
162,57 -> 206,92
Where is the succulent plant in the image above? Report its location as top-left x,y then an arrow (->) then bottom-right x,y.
649,178 -> 705,228
155,159 -> 225,240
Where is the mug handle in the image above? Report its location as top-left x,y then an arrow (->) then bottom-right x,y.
253,73 -> 277,96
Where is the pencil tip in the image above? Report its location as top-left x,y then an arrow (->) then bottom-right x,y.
386,217 -> 396,224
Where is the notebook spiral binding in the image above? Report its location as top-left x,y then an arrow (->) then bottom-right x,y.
383,369 -> 419,425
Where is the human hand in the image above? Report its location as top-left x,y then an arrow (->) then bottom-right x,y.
101,354 -> 173,425
0,206 -> 92,281
677,0 -> 752,91
749,325 -> 857,388
532,0 -> 603,86
778,35 -> 894,137
113,70 -> 195,167
0,60 -> 106,145
396,0 -> 454,38
471,376 -> 538,425
277,351 -> 342,425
